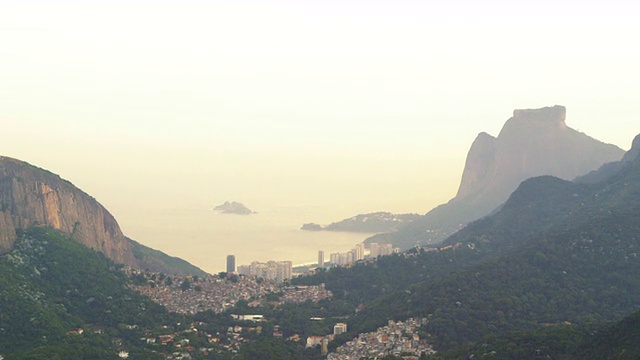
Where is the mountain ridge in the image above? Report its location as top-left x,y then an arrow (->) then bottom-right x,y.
295,132 -> 640,353
366,105 -> 624,249
300,212 -> 421,233
0,156 -> 205,275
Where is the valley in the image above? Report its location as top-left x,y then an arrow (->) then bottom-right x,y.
2,112 -> 639,359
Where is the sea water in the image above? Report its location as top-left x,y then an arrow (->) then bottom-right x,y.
117,203 -> 373,274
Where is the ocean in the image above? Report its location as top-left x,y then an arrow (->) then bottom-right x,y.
116,203 -> 374,274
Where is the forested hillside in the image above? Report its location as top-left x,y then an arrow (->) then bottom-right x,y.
295,145 -> 640,352
0,228 -> 181,358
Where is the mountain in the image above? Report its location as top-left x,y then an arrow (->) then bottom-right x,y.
0,156 -> 204,275
367,105 -> 624,249
213,201 -> 255,215
576,133 -> 640,184
296,133 -> 640,352
578,309 -> 640,360
0,227 -> 176,358
300,212 -> 421,233
435,308 -> 640,360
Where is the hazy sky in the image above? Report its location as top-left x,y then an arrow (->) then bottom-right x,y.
2,1 -> 640,247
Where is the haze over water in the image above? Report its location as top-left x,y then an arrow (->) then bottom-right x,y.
118,201 -> 374,273
2,2 -> 639,274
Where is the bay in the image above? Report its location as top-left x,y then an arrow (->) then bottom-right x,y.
117,203 -> 374,274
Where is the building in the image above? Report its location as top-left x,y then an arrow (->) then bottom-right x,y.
355,243 -> 365,261
237,264 -> 251,276
346,251 -> 354,264
276,261 -> 292,283
334,322 -> 347,335
380,243 -> 393,256
306,335 -> 324,348
226,255 -> 235,273
318,250 -> 325,268
338,253 -> 348,266
369,242 -> 393,258
370,243 -> 380,257
237,260 -> 292,283
330,252 -> 339,266
327,245 -> 366,268
252,261 -> 276,280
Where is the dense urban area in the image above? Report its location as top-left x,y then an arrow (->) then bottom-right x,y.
121,243 -> 440,359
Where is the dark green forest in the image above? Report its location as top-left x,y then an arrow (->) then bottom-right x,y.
0,228 -> 186,358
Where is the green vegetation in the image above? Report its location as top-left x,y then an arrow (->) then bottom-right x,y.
293,156 -> 640,352
0,228 -> 179,358
577,309 -> 640,360
129,237 -> 207,276
431,324 -> 592,360
234,338 -> 318,360
0,227 -> 329,359
432,309 -> 640,359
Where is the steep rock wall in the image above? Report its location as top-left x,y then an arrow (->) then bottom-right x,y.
0,156 -> 137,266
367,105 -> 626,249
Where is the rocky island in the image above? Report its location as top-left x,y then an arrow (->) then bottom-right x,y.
213,201 -> 255,215
301,223 -> 324,231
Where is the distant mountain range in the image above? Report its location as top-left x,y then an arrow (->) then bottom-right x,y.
1,116 -> 638,359
0,156 -> 205,276
295,130 -> 640,355
301,212 -> 421,233
366,105 -> 624,249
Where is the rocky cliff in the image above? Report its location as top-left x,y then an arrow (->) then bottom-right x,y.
0,156 -> 204,275
453,105 -> 623,213
367,106 -> 625,249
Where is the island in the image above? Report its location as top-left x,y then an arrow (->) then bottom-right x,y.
301,212 -> 421,233
300,223 -> 323,231
213,201 -> 255,215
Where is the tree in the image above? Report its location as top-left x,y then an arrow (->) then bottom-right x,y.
180,278 -> 191,291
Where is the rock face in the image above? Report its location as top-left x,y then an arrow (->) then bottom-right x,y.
452,105 -> 622,217
0,156 -> 204,275
368,106 -> 625,249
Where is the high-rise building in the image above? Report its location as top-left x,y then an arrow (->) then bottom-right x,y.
237,265 -> 251,276
252,261 -> 276,280
318,250 -> 325,268
370,242 -> 380,258
276,261 -> 292,283
226,255 -> 235,273
346,251 -> 354,264
355,243 -> 365,261
380,243 -> 393,256
339,253 -> 348,266
330,252 -> 339,266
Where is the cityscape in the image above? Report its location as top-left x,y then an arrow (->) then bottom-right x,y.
227,242 -> 398,283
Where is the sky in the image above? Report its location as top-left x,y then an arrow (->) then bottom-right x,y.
2,1 -> 640,264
